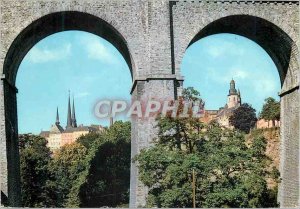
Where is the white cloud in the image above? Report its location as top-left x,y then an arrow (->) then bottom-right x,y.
205,40 -> 245,58
75,92 -> 91,99
27,43 -> 72,63
210,68 -> 250,84
227,68 -> 249,80
78,35 -> 119,65
255,77 -> 277,95
233,69 -> 248,79
207,46 -> 224,58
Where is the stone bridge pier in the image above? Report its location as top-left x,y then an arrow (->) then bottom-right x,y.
0,0 -> 299,208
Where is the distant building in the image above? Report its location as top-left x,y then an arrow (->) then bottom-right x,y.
200,79 -> 242,128
216,79 -> 241,128
199,110 -> 218,124
256,119 -> 280,129
40,93 -> 104,152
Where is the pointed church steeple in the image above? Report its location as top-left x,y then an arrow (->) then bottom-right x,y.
56,107 -> 60,125
72,96 -> 77,128
66,91 -> 72,129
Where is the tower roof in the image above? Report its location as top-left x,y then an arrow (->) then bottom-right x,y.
72,96 -> 77,128
56,107 -> 60,125
228,79 -> 238,95
50,123 -> 64,133
66,91 -> 72,129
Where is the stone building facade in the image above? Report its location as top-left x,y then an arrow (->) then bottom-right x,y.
0,0 -> 299,208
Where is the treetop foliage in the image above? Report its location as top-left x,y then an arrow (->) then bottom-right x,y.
135,115 -> 278,208
260,97 -> 280,123
20,121 -> 131,208
229,103 -> 257,133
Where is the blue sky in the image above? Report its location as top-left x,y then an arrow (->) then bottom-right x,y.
17,31 -> 132,134
181,34 -> 280,111
17,32 -> 280,134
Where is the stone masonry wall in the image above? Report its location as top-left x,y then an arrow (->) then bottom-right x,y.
279,89 -> 299,207
130,79 -> 176,207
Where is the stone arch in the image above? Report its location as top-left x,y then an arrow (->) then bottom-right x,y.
4,11 -> 135,84
1,11 -> 135,206
180,14 -> 299,207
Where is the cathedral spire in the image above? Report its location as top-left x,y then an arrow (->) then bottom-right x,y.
66,91 -> 72,129
72,96 -> 77,128
56,107 -> 60,125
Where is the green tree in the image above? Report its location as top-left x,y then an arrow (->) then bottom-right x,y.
79,121 -> 131,207
77,132 -> 102,149
19,134 -> 54,207
49,142 -> 89,207
182,87 -> 205,112
229,103 -> 257,133
182,87 -> 203,103
19,121 -> 131,208
135,116 -> 278,208
260,97 -> 280,127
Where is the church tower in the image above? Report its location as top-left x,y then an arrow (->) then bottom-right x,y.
66,92 -> 73,129
72,97 -> 77,128
50,107 -> 64,133
227,79 -> 241,108
56,107 -> 60,125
